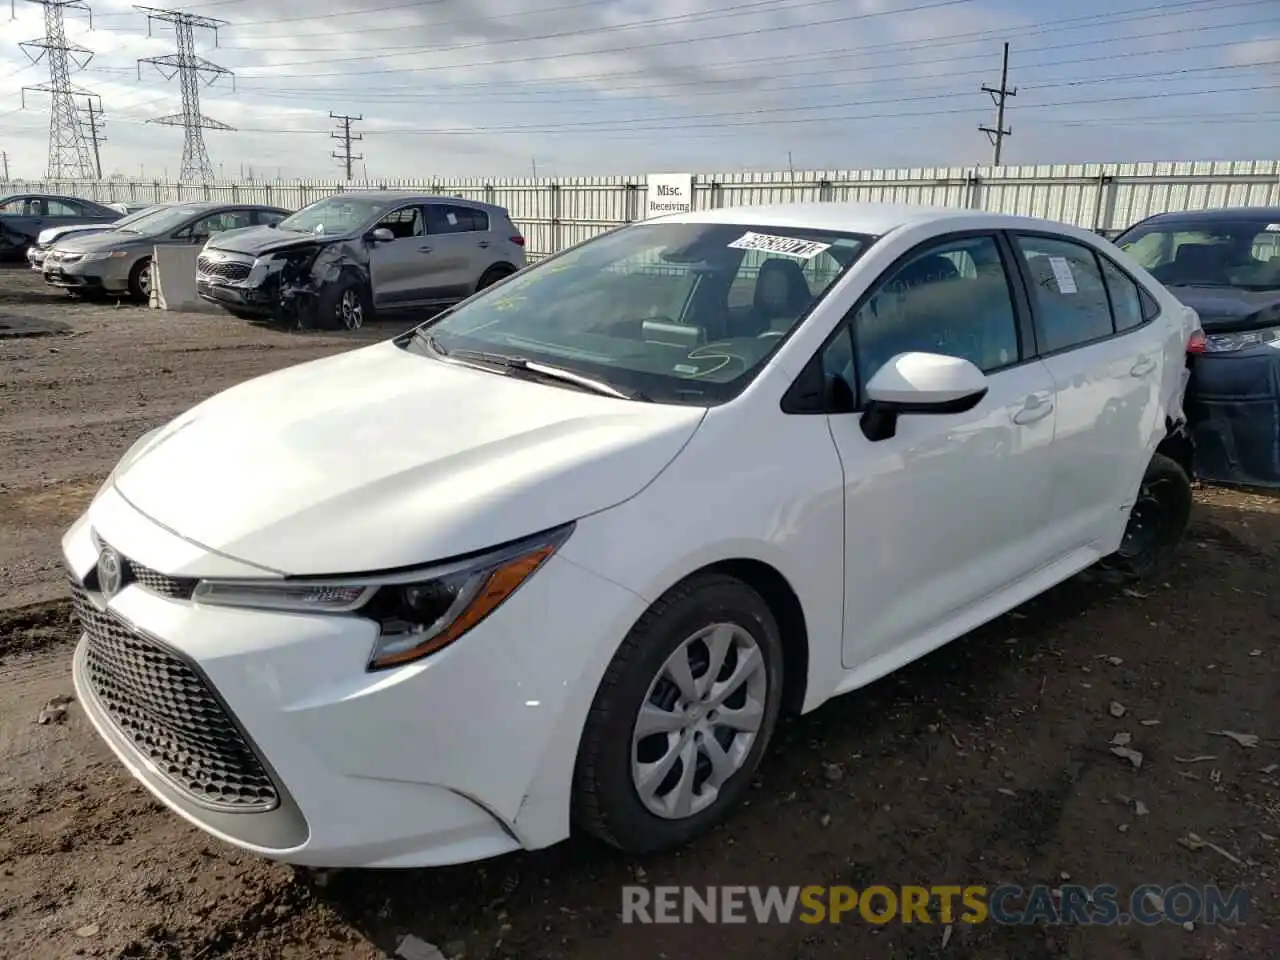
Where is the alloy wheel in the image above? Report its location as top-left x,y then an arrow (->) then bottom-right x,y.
1118,477 -> 1173,558
337,289 -> 363,330
630,622 -> 768,820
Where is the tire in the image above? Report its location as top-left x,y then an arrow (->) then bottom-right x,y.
1094,451 -> 1192,583
317,276 -> 372,331
127,257 -> 152,303
572,572 -> 785,854
476,264 -> 515,292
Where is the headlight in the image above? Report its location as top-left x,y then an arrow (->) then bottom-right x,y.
79,250 -> 129,263
1204,326 -> 1280,353
191,523 -> 574,670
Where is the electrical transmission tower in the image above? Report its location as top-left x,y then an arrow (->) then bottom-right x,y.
18,0 -> 101,179
978,41 -> 1016,166
330,112 -> 363,181
135,5 -> 234,182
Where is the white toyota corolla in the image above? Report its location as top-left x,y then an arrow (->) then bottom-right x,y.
65,203 -> 1201,868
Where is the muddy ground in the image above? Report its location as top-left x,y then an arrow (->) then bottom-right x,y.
1,265 -> 1277,959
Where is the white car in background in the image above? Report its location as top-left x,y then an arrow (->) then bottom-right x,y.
64,203 -> 1199,868
27,203 -> 174,272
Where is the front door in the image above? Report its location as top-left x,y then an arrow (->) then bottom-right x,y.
369,205 -> 430,306
822,233 -> 1060,672
1007,232 -> 1169,551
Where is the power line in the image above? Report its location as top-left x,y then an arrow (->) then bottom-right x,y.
17,0 -> 100,179
135,5 -> 235,182
329,111 -> 363,181
979,41 -> 1016,166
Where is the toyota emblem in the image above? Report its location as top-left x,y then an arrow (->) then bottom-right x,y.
97,546 -> 123,598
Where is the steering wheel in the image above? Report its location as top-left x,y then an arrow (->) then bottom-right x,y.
756,330 -> 786,340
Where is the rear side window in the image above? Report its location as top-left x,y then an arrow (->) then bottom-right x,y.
1097,255 -> 1144,332
428,204 -> 487,234
1013,235 -> 1114,353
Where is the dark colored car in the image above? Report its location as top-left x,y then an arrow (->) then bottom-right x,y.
195,191 -> 526,330
0,193 -> 123,260
1115,207 -> 1280,486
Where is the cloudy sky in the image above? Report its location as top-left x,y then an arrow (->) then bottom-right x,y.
0,0 -> 1277,182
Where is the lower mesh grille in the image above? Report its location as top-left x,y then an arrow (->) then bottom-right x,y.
70,577 -> 279,812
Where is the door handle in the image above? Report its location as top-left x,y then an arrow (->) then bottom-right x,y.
1130,356 -> 1157,377
477,240 -> 490,248
1011,396 -> 1054,425
418,245 -> 433,253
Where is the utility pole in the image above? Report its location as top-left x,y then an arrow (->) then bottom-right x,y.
135,5 -> 234,182
978,41 -> 1016,166
1,151 -> 9,182
83,94 -> 103,178
329,111 -> 363,181
17,0 -> 100,179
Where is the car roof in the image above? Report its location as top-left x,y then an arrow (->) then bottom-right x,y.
655,201 -> 1089,236
1135,206 -> 1280,224
327,190 -> 505,210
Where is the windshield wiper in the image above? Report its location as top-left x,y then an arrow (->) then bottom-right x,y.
440,346 -> 643,400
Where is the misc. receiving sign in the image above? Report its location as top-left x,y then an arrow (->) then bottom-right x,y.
646,173 -> 693,218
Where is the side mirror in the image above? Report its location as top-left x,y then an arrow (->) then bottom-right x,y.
860,352 -> 988,441
370,227 -> 395,243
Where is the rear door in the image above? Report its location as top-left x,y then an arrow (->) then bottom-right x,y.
422,202 -> 489,299
1007,231 -> 1169,553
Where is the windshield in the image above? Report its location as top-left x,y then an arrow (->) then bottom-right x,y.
1116,218 -> 1280,290
116,205 -> 204,235
276,196 -> 388,235
410,220 -> 875,404
114,204 -> 167,228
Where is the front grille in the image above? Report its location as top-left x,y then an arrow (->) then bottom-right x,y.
70,575 -> 280,812
197,255 -> 252,281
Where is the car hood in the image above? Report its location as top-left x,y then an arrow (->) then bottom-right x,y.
37,223 -> 112,246
53,230 -> 150,254
1165,286 -> 1280,333
205,224 -> 330,257
112,340 -> 706,575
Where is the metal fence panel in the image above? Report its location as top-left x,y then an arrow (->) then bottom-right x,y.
10,159 -> 1280,258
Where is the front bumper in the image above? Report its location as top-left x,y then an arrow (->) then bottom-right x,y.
63,487 -> 641,867
43,257 -> 130,293
196,276 -> 277,317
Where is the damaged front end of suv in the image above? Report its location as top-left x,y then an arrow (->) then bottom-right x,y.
197,233 -> 374,331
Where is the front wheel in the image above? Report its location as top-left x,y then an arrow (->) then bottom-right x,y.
572,573 -> 785,854
1095,451 -> 1192,582
127,257 -> 152,303
317,277 -> 372,331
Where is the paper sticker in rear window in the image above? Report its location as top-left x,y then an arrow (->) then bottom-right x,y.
1048,256 -> 1078,294
727,231 -> 831,259
1266,223 -> 1280,232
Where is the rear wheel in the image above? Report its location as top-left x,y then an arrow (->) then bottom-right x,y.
572,573 -> 785,854
476,264 -> 515,292
1095,452 -> 1192,583
127,257 -> 152,303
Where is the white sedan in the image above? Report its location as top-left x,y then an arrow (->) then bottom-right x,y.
64,203 -> 1200,868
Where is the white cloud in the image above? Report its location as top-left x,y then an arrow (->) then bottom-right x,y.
1,0 -> 1278,183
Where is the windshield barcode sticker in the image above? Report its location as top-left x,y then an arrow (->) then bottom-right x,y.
728,231 -> 831,259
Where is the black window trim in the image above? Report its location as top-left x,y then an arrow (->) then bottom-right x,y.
1004,228 -> 1164,360
782,228 -> 1039,416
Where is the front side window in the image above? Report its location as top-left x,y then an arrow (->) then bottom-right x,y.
191,209 -> 255,239
853,234 -> 1021,382
410,221 -> 875,404
1013,234 -> 1114,353
48,199 -> 83,216
1116,219 -> 1280,291
376,206 -> 424,239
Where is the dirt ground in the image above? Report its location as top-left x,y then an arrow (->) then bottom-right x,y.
1,264 -> 1277,959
